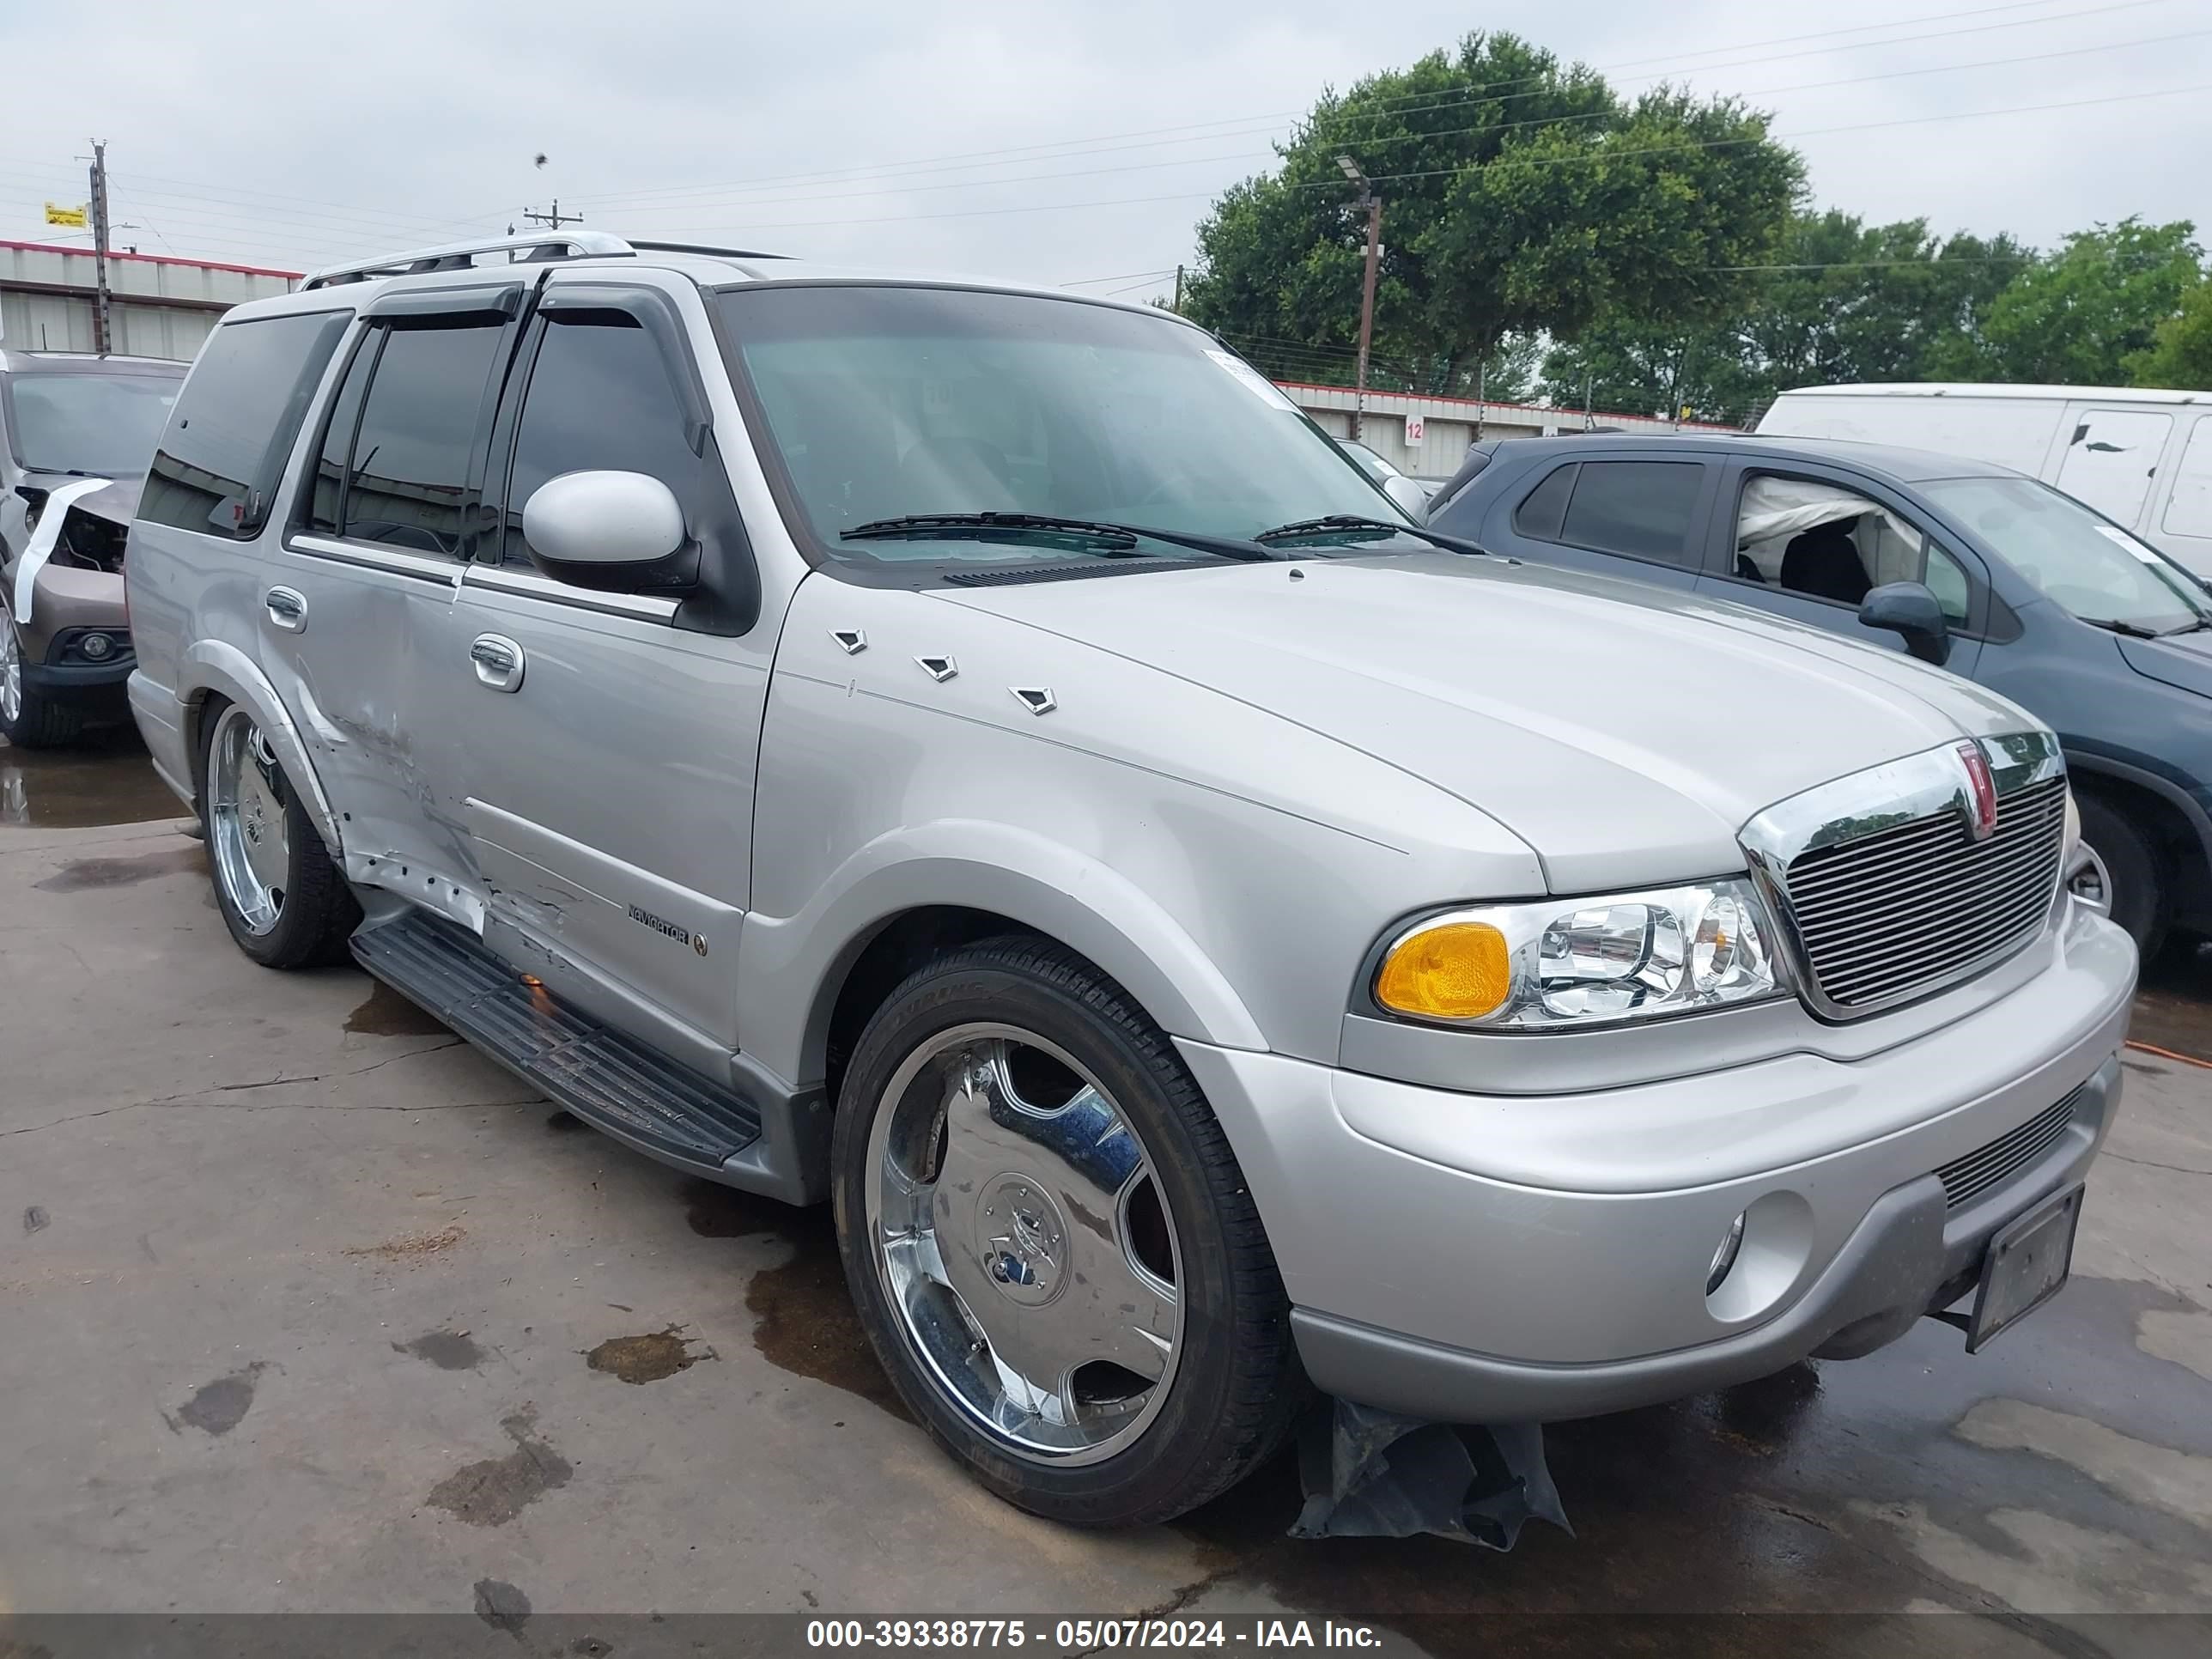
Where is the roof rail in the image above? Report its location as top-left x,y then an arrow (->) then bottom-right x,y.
626,240 -> 788,261
301,230 -> 637,290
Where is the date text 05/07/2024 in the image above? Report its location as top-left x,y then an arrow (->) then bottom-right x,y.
805,1619 -> 1386,1650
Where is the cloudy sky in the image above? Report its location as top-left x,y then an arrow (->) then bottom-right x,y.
3,0 -> 2208,295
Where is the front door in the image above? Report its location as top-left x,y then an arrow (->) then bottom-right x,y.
416,275 -> 771,1057
1695,462 -> 1987,679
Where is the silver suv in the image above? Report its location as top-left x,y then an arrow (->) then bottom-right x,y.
126,233 -> 2136,1526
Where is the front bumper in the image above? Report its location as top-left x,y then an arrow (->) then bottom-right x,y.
1177,903 -> 2136,1423
21,563 -> 131,707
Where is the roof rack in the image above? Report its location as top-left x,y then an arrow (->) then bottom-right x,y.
626,239 -> 787,261
301,231 -> 785,291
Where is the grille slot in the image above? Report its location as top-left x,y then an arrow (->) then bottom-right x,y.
1934,1088 -> 2083,1210
1784,774 -> 2066,1011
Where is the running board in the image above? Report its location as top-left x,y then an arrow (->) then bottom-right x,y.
352,912 -> 763,1172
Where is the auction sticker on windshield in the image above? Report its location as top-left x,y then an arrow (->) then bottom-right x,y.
1205,349 -> 1299,411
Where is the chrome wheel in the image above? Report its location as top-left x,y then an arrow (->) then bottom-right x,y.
209,707 -> 291,935
2069,842 -> 2114,918
0,622 -> 21,726
865,1023 -> 1184,1465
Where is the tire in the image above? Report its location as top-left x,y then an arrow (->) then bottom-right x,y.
200,699 -> 360,969
0,618 -> 85,749
832,935 -> 1304,1527
2075,791 -> 2166,958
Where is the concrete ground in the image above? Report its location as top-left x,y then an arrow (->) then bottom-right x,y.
4,733 -> 2211,1650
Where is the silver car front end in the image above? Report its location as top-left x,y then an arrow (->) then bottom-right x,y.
1208,732 -> 2135,1421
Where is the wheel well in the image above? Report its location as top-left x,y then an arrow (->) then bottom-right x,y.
2073,769 -> 2209,919
820,906 -> 1045,1109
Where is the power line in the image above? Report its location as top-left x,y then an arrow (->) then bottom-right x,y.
569,0 -> 2170,212
578,22 -> 2209,226
1291,80 -> 2212,191
639,76 -> 2212,238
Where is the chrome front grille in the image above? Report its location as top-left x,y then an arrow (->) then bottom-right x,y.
1783,773 -> 2066,1011
1739,732 -> 2070,1020
1935,1087 -> 2083,1210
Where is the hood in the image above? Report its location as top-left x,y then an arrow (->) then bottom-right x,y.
64,477 -> 140,527
938,552 -> 2044,891
2116,629 -> 2212,702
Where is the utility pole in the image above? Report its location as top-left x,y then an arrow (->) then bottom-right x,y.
1337,155 -> 1382,443
88,138 -> 113,356
1474,358 -> 1486,443
521,199 -> 582,232
1172,264 -> 1184,313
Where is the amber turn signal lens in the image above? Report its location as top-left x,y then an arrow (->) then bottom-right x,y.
1375,921 -> 1512,1020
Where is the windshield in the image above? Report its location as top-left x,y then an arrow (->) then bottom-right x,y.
3,371 -> 181,476
1922,474 -> 2212,634
716,286 -> 1407,562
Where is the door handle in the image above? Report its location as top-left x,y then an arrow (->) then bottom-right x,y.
265,586 -> 307,631
470,633 -> 526,691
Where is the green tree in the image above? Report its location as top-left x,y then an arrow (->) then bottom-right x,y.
2128,276 -> 2212,390
1924,218 -> 2202,384
1540,210 -> 2039,423
1742,213 -> 2031,392
1182,31 -> 1802,391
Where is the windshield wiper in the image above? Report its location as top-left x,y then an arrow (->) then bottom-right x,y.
1253,514 -> 1487,556
2078,616 -> 2164,639
2156,617 -> 2212,637
841,513 -> 1280,562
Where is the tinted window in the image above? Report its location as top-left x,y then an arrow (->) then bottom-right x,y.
1559,462 -> 1704,564
1512,464 -> 1576,539
141,312 -> 347,539
305,331 -> 380,536
502,316 -> 699,564
340,322 -> 506,555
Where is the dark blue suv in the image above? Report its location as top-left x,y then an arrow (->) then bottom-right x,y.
1429,433 -> 2212,956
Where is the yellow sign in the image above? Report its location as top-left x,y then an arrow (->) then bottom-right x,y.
44,203 -> 88,228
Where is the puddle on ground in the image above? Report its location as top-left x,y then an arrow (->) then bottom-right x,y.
425,1407 -> 571,1527
585,1328 -> 712,1384
0,732 -> 181,830
345,977 -> 452,1036
33,843 -> 205,891
1158,1272 -> 2212,1647
167,1362 -> 268,1437
396,1329 -> 484,1370
678,1178 -> 912,1422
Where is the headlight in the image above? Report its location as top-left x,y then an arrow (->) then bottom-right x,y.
1371,878 -> 1784,1030
2063,787 -> 2081,860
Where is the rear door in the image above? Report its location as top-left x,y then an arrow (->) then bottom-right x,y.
1472,453 -> 1718,592
2051,405 -> 2173,533
1693,458 -> 1988,678
2152,412 -> 2212,574
412,270 -> 769,1057
271,287 -> 521,896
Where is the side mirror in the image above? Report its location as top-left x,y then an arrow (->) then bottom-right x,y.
1380,473 -> 1431,522
521,470 -> 693,592
1859,580 -> 1952,666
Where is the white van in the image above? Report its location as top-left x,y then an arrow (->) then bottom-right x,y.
1758,383 -> 2212,574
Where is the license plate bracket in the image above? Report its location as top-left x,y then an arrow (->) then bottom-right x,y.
1964,1182 -> 2083,1353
